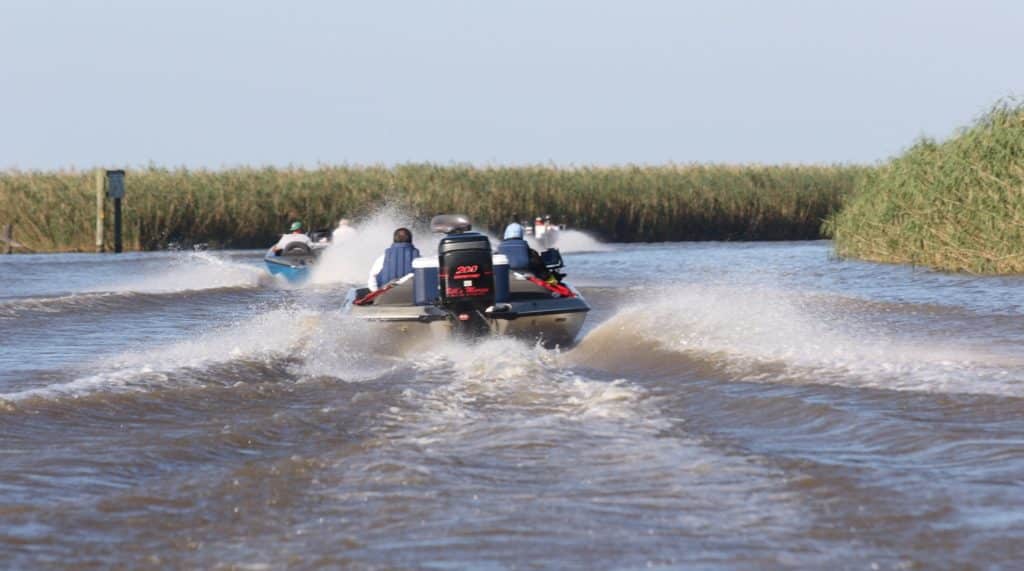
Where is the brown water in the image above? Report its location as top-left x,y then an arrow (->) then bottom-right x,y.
2,240 -> 1024,569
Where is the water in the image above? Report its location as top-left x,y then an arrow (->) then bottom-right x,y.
3,240 -> 1024,569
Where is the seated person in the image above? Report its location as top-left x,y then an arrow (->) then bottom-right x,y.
367,227 -> 420,291
332,218 -> 357,242
497,223 -> 531,269
498,223 -> 553,280
272,221 -> 313,255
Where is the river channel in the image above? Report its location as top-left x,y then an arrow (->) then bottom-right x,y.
2,238 -> 1023,569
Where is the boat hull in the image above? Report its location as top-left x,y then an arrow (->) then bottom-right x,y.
264,255 -> 312,283
346,289 -> 590,349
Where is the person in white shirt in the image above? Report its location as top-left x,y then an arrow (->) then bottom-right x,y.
271,221 -> 313,255
367,227 -> 420,291
332,218 -> 357,243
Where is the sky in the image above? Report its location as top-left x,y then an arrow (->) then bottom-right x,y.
1,0 -> 1022,170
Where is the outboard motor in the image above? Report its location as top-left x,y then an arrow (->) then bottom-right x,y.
432,214 -> 496,334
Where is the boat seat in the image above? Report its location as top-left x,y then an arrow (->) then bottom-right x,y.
508,274 -> 556,300
373,278 -> 416,306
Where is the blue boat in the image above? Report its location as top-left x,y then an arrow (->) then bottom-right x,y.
264,229 -> 334,284
264,249 -> 314,283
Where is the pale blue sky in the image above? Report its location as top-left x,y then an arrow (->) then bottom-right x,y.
1,0 -> 1022,169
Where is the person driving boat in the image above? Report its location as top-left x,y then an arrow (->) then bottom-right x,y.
271,221 -> 313,255
497,222 -> 555,281
496,223 -> 530,269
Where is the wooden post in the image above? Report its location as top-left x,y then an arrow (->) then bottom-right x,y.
106,170 -> 126,254
113,196 -> 123,253
95,169 -> 105,252
3,223 -> 11,255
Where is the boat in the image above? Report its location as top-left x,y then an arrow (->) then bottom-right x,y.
531,215 -> 561,249
263,229 -> 332,283
345,215 -> 589,348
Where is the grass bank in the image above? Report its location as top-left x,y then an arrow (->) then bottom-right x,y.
0,164 -> 866,252
825,101 -> 1024,274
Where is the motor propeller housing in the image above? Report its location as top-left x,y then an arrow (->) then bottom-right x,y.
438,231 -> 495,314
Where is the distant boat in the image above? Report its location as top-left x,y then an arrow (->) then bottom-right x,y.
263,229 -> 331,284
532,216 -> 562,249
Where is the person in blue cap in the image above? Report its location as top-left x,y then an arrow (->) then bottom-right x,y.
497,222 -> 531,269
497,222 -> 554,280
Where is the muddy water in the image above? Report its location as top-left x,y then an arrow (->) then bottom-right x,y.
2,241 -> 1023,569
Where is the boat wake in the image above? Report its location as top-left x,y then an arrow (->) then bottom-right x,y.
0,305 -> 404,406
529,229 -> 612,253
0,252 -> 272,320
300,335 -> 815,566
309,209 -> 424,286
571,284 -> 1024,397
95,251 -> 270,294
1,308 -> 313,403
11,280 -> 1021,411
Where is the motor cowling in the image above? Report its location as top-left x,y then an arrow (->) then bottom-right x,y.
438,232 -> 495,312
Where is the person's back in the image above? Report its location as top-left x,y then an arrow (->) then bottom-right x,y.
497,222 -> 553,279
332,218 -> 357,243
272,221 -> 313,254
497,223 -> 531,270
368,227 -> 420,290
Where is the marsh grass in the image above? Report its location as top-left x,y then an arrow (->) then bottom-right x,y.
825,101 -> 1024,274
0,164 -> 864,252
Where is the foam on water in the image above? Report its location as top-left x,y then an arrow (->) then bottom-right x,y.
1,252 -> 270,317
92,251 -> 269,294
309,211 -> 610,286
1,302 -> 424,403
528,229 -> 612,253
309,334 -> 817,564
292,311 -> 409,382
406,337 -> 654,426
309,208 -> 427,286
575,284 -> 1024,397
1,307 -> 315,402
0,291 -> 122,318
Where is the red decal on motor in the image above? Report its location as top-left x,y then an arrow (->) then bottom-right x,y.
445,287 -> 466,297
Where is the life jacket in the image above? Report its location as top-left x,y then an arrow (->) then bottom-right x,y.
497,239 -> 531,270
377,242 -> 420,287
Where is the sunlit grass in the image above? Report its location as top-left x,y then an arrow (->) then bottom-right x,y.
825,100 -> 1024,274
0,163 -> 865,252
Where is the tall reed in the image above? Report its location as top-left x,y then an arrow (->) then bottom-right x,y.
825,101 -> 1024,274
0,164 -> 865,252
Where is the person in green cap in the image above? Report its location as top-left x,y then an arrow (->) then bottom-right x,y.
271,220 -> 313,255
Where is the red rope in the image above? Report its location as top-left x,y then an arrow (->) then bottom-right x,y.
354,283 -> 393,305
359,275 -> 574,305
525,276 -> 575,298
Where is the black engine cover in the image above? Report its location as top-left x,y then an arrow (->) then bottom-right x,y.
438,232 -> 495,309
